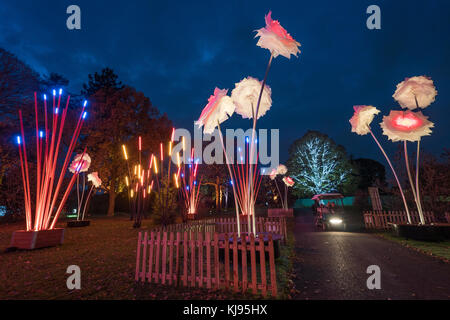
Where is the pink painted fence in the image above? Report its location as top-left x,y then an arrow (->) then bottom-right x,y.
135,231 -> 278,297
363,210 -> 436,229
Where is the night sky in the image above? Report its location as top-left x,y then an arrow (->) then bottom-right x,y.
1,0 -> 449,164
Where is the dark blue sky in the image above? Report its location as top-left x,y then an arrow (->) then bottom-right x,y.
1,0 -> 449,164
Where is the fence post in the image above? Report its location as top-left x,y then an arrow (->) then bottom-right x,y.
259,235 -> 267,297
190,232 -> 196,287
175,232 -> 181,287
249,233 -> 257,294
206,232 -> 211,289
141,232 -> 148,282
154,231 -> 161,283
148,231 -> 154,282
232,233 -> 239,292
183,231 -> 188,287
198,232 -> 203,288
161,232 -> 167,285
241,232 -> 248,293
268,234 -> 277,297
135,232 -> 142,281
224,232 -> 230,290
214,233 -> 220,290
168,232 -> 174,285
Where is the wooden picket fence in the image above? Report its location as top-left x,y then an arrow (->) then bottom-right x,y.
363,210 -> 436,229
150,217 -> 287,242
135,231 -> 278,297
268,208 -> 294,217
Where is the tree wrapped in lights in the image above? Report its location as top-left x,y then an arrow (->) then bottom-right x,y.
177,148 -> 202,219
287,131 -> 355,197
16,89 -> 88,231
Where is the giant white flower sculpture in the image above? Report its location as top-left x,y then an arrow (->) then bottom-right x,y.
195,88 -> 235,134
69,153 -> 91,173
380,110 -> 434,142
269,168 -> 278,180
349,105 -> 380,135
255,11 -> 301,59
283,176 -> 295,187
87,171 -> 102,188
231,77 -> 272,119
393,76 -> 437,110
276,164 -> 288,175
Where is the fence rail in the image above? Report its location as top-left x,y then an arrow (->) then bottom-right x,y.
150,217 -> 287,242
135,231 -> 278,297
268,208 -> 294,217
363,210 -> 436,229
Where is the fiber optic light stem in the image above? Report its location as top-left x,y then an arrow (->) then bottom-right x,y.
249,53 -> 273,234
217,121 -> 241,237
369,128 -> 411,224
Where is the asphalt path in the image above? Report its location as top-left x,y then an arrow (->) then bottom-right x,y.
292,209 -> 450,300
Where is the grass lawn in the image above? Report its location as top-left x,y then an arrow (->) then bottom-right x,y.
377,232 -> 450,262
0,216 -> 286,299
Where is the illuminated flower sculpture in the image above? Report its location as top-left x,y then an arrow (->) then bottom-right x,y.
74,171 -> 102,222
69,152 -> 94,223
194,88 -> 235,135
88,172 -> 102,188
349,105 -> 380,135
350,76 -> 438,225
390,77 -> 437,224
69,153 -> 91,173
255,11 -> 301,59
269,165 -> 293,210
276,164 -> 288,175
350,105 -> 412,222
283,176 -> 295,187
380,110 -> 434,142
393,76 -> 437,110
269,168 -> 277,180
231,77 -> 272,119
195,11 -> 301,236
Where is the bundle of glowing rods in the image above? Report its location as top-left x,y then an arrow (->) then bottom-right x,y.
178,147 -> 202,215
229,140 -> 263,218
17,90 -> 88,231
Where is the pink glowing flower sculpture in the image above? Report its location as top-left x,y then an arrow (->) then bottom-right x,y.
269,168 -> 278,180
87,172 -> 102,188
380,110 -> 434,142
349,105 -> 380,135
231,77 -> 272,119
69,153 -> 91,173
276,164 -> 288,175
255,11 -> 301,59
283,176 -> 295,187
393,76 -> 437,110
195,88 -> 235,134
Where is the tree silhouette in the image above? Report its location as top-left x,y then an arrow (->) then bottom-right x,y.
81,68 -> 172,216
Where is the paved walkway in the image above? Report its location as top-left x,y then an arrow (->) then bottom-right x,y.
292,209 -> 450,299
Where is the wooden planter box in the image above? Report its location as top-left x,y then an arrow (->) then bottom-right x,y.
186,213 -> 197,220
67,220 -> 90,228
9,228 -> 65,250
268,208 -> 293,217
